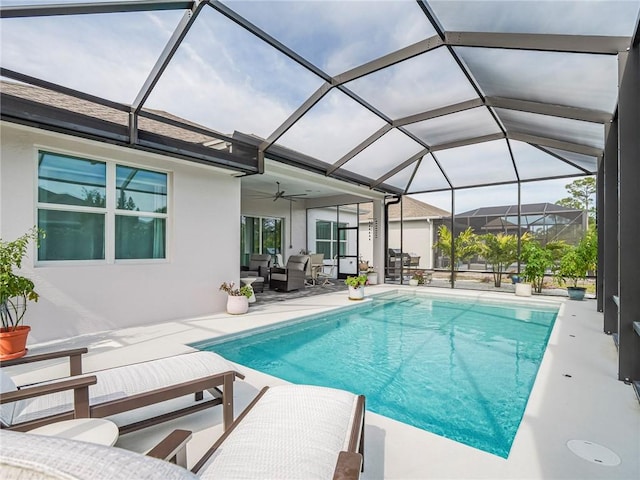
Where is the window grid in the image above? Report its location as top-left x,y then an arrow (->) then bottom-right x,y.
36,151 -> 169,263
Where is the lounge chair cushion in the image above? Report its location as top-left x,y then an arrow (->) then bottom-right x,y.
7,351 -> 238,427
198,384 -> 359,480
0,430 -> 197,480
0,370 -> 17,427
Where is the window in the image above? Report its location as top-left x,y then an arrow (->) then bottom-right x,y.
37,151 -> 168,262
240,215 -> 282,265
315,220 -> 346,259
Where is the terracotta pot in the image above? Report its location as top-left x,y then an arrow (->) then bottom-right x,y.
226,295 -> 249,315
348,286 -> 365,301
0,325 -> 31,360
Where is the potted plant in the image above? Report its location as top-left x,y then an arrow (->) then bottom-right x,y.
366,266 -> 378,285
345,275 -> 368,300
358,257 -> 369,274
219,282 -> 253,314
409,271 -> 425,286
1,227 -> 43,360
555,227 -> 597,301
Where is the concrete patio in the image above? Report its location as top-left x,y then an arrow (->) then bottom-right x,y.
5,286 -> 638,479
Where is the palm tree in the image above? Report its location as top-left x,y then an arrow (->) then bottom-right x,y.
434,225 -> 482,281
480,233 -> 519,288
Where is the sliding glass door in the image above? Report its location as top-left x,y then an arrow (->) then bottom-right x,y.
240,216 -> 283,266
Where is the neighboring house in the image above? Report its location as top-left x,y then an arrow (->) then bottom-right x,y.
436,203 -> 586,245
432,202 -> 587,269
360,196 -> 449,271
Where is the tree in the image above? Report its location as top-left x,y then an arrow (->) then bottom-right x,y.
480,233 -> 520,288
556,225 -> 598,288
557,177 -> 596,224
520,237 -> 567,293
433,225 -> 482,281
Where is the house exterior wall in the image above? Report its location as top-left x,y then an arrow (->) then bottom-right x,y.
1,122 -> 240,343
387,219 -> 434,269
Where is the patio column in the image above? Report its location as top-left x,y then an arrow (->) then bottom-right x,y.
617,41 -> 640,384
372,199 -> 385,283
602,121 -> 618,335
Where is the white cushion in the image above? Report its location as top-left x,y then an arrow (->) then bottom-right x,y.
0,430 -> 197,480
11,351 -> 238,426
199,384 -> 359,480
0,370 -> 17,426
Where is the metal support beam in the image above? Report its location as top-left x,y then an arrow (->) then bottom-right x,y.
327,125 -> 392,175
132,1 -> 206,113
486,96 -> 611,124
596,152 -> 604,313
0,0 -> 194,18
371,149 -> 428,189
534,145 -> 594,175
445,31 -> 629,55
334,35 -> 444,85
429,132 -> 504,152
617,43 -> 640,382
508,132 -> 602,159
394,98 -> 484,127
209,0 -> 331,83
260,83 -> 333,150
1,68 -> 128,112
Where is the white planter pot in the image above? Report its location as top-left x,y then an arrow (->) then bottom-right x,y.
348,286 -> 365,300
409,279 -> 419,286
367,273 -> 378,285
226,295 -> 249,314
515,283 -> 532,297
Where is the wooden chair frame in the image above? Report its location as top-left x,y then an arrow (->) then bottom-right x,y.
1,348 -> 244,435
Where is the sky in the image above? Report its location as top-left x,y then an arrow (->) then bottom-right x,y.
0,0 -> 632,209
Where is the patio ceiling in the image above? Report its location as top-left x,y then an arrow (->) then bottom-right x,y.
1,1 -> 639,196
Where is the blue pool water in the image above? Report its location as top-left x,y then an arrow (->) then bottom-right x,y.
194,291 -> 558,458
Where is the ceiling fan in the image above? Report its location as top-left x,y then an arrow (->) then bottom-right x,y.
253,182 -> 307,202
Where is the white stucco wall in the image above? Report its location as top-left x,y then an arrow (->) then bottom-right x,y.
388,219 -> 434,269
1,122 -> 241,343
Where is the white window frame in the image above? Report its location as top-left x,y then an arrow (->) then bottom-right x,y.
36,149 -> 170,265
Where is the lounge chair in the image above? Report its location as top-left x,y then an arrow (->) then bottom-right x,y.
0,348 -> 244,435
0,384 -> 365,480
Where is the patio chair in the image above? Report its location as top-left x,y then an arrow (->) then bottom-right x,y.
270,254 -> 310,292
306,253 -> 325,286
0,348 -> 244,435
240,254 -> 271,292
317,255 -> 337,286
0,384 -> 365,480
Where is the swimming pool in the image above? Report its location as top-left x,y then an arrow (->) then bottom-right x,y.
193,291 -> 559,458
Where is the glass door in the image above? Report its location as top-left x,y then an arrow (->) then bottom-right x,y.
337,225 -> 358,278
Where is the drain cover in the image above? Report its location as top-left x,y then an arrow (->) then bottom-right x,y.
567,440 -> 621,466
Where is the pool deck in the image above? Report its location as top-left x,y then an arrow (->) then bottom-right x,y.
7,286 -> 639,479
